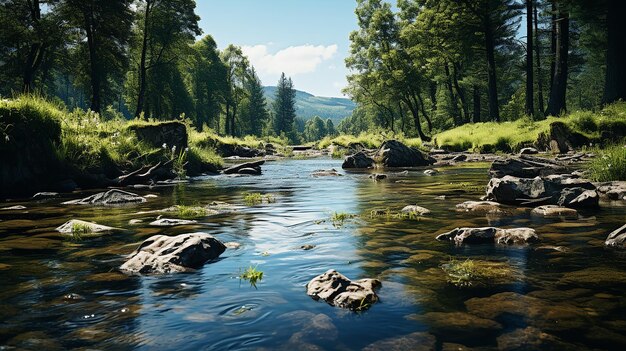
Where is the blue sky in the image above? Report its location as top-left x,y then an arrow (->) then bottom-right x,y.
195,0 -> 357,98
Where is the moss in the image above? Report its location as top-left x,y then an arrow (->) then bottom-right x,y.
175,205 -> 208,219
441,258 -> 517,288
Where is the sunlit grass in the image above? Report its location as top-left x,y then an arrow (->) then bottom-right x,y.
369,208 -> 423,221
243,192 -> 275,206
588,144 -> 626,181
175,205 -> 207,219
70,222 -> 92,241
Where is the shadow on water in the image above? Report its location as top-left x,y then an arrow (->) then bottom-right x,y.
1,158 -> 626,349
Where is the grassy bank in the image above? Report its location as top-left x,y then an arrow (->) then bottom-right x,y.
317,131 -> 423,150
433,103 -> 626,153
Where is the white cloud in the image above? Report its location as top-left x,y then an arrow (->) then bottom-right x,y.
242,44 -> 338,77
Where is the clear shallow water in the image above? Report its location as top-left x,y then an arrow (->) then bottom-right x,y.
1,158 -> 626,350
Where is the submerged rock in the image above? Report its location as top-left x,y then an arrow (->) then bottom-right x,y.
306,269 -> 381,311
362,332 -> 436,351
56,219 -> 118,235
605,224 -> 626,248
120,233 -> 226,274
455,201 -> 506,214
63,189 -> 146,206
401,205 -> 431,216
149,218 -> 197,227
424,169 -> 438,176
436,227 -> 539,245
342,151 -> 374,169
369,173 -> 387,181
497,327 -> 580,351
376,140 -> 435,168
531,205 -> 578,219
311,169 -> 342,177
1,205 -> 26,210
408,311 -> 502,335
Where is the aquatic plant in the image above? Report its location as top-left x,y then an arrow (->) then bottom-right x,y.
441,258 -> 515,288
330,211 -> 358,227
240,265 -> 264,288
243,192 -> 275,205
588,144 -> 626,181
369,208 -> 422,221
175,205 -> 207,219
70,222 -> 92,240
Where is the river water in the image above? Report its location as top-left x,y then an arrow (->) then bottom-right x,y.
1,158 -> 626,350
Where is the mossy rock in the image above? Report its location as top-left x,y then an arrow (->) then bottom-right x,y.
128,121 -> 188,151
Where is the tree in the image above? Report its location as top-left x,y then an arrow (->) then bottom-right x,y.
325,119 -> 336,137
303,116 -> 327,142
602,0 -> 626,104
58,0 -> 133,113
132,0 -> 201,118
221,45 -> 250,136
545,0 -> 569,116
525,0 -> 534,116
242,67 -> 269,136
272,72 -> 297,138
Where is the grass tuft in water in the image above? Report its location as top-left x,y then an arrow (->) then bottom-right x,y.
330,211 -> 358,227
369,208 -> 422,221
70,222 -> 92,241
175,205 -> 207,219
240,265 -> 264,288
588,144 -> 626,181
243,192 -> 275,206
441,258 -> 515,288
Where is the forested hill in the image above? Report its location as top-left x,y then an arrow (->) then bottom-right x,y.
262,86 -> 355,124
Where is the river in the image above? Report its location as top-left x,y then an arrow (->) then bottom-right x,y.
1,158 -> 626,350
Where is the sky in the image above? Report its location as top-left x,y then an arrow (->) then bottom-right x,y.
195,0 -> 357,98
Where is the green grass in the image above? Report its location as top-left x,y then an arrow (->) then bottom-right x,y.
434,102 -> 626,153
175,205 -> 208,219
588,144 -> 626,181
240,265 -> 264,288
243,192 -> 275,205
317,131 -> 424,151
441,258 -> 515,288
70,222 -> 92,241
369,208 -> 422,220
330,211 -> 358,227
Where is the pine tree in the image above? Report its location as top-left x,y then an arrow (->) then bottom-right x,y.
272,72 -> 296,138
244,67 -> 269,136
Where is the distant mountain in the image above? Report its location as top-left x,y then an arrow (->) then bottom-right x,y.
262,86 -> 355,124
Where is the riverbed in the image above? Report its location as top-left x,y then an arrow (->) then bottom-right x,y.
1,158 -> 626,350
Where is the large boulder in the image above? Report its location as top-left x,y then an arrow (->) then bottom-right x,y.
485,175 -> 598,207
62,189 -> 146,205
436,227 -> 539,245
306,269 -> 381,311
120,233 -> 226,274
128,121 -> 187,151
375,140 -> 434,167
536,121 -> 590,154
342,151 -> 374,169
605,224 -> 626,248
489,156 -> 569,178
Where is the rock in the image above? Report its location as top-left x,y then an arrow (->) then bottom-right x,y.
217,143 -> 265,158
376,140 -> 435,168
362,332 -> 436,351
306,269 -> 381,311
451,154 -> 467,162
536,121 -> 589,154
1,205 -> 26,210
485,175 -> 598,207
32,192 -> 59,200
497,327 -> 579,351
55,219 -> 118,235
129,219 -> 143,225
224,242 -> 241,249
424,169 -> 438,176
605,224 -> 626,248
237,167 -> 261,175
300,244 -> 316,250
489,156 -> 569,178
149,218 -> 197,227
436,227 -> 539,245
519,147 -> 539,155
120,233 -> 226,274
455,201 -> 506,214
531,205 -> 578,219
408,311 -> 502,335
223,160 -> 265,175
128,121 -> 188,150
596,181 -> 626,201
342,151 -> 374,169
401,205 -> 431,216
62,189 -> 146,205
430,148 -> 447,155
311,169 -> 342,177
369,173 -> 387,181
559,267 -> 626,286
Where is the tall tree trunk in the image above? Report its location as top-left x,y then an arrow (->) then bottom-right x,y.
84,12 -> 101,113
602,0 -> 626,104
225,103 -> 230,135
549,1 -> 556,93
444,63 -> 461,125
429,81 -> 437,115
134,0 -> 151,118
403,96 -> 430,142
545,3 -> 569,116
534,0 -> 545,113
417,93 -> 433,132
473,85 -> 481,123
483,12 -> 500,122
452,62 -> 469,123
22,0 -> 44,94
525,0 -> 534,116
